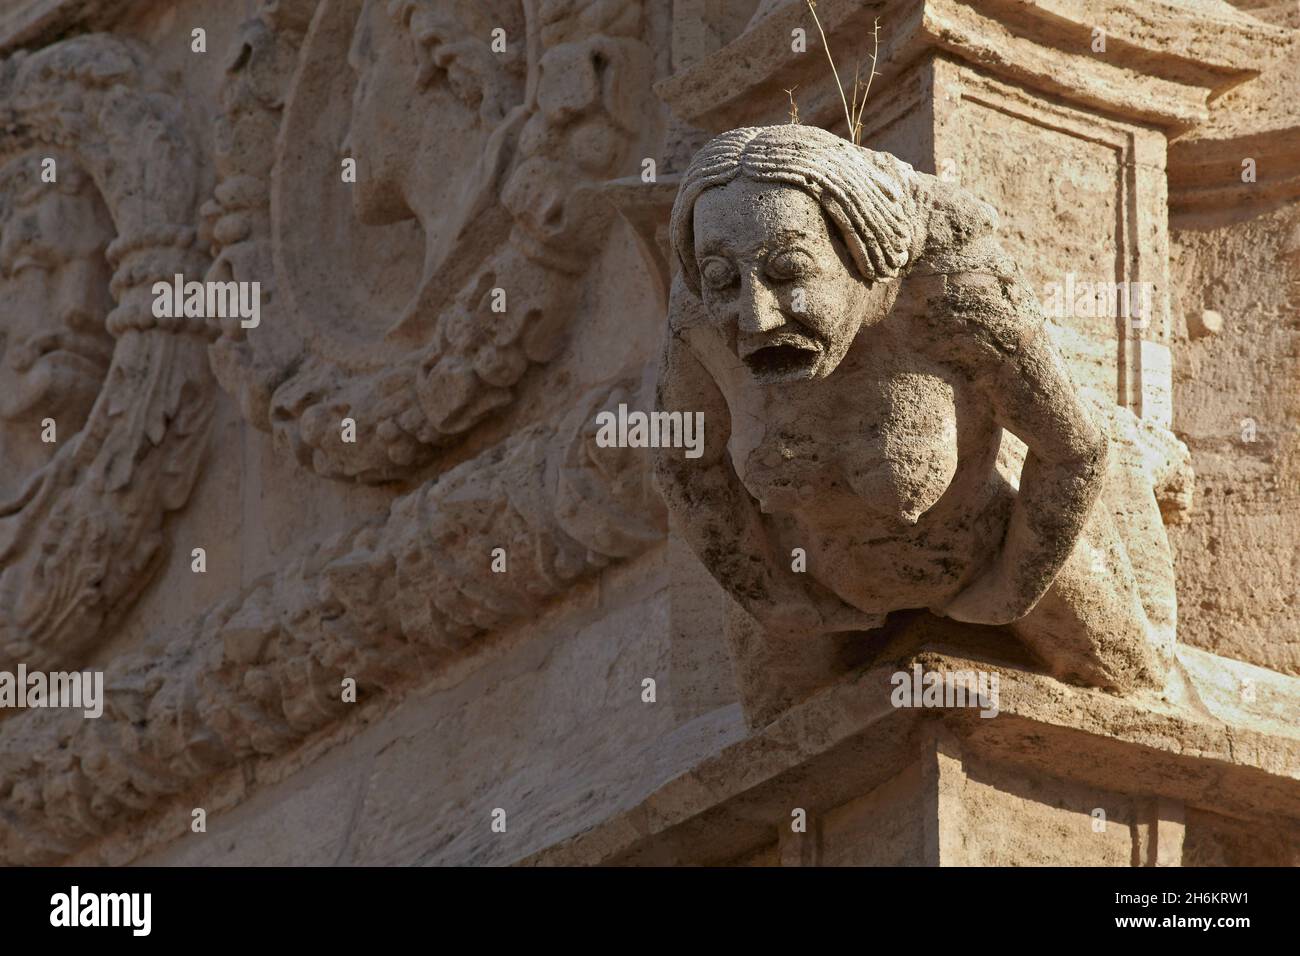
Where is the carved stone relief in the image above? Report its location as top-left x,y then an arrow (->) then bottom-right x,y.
0,374 -> 663,863
0,0 -> 1295,873
0,35 -> 212,674
205,0 -> 653,481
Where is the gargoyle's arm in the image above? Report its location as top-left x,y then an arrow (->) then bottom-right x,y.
935,262 -> 1109,624
654,328 -> 812,632
654,279 -> 870,635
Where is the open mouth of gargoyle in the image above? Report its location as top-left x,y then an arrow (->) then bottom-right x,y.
741,339 -> 822,383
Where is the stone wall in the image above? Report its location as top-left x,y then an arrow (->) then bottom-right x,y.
0,0 -> 1296,867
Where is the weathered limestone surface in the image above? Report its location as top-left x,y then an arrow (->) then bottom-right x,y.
0,0 -> 1296,867
1164,0 -> 1300,676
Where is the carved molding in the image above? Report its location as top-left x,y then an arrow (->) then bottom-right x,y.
0,34 -> 213,674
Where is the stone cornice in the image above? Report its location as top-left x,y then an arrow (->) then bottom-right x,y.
657,0 -> 1290,135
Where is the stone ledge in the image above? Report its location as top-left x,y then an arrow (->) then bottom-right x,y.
1169,126 -> 1300,212
524,645 -> 1300,865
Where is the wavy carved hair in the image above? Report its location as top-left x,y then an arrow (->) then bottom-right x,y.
670,125 -> 920,296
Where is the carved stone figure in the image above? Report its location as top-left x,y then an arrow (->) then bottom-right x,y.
656,125 -> 1180,709
0,153 -> 116,501
0,36 -> 213,674
1,0 -> 1297,870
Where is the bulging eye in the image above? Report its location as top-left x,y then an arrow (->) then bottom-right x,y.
766,249 -> 815,282
699,256 -> 737,291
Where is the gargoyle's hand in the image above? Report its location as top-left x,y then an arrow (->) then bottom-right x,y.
811,590 -> 887,633
937,563 -> 1038,626
758,590 -> 884,636
756,599 -> 822,636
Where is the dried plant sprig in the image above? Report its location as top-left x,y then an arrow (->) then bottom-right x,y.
805,1 -> 853,142
848,18 -> 882,145
806,2 -> 883,146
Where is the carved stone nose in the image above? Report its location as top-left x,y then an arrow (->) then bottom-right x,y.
736,273 -> 784,333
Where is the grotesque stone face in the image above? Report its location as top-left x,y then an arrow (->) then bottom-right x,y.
0,159 -> 115,435
692,179 -> 882,384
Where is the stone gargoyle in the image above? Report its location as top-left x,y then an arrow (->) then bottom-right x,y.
655,125 -> 1188,717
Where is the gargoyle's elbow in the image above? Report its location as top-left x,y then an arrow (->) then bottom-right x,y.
652,442 -> 679,479
1081,425 -> 1110,486
652,443 -> 689,504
